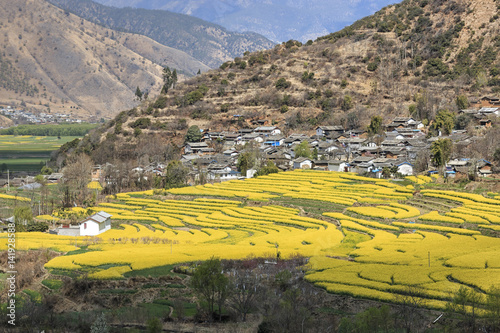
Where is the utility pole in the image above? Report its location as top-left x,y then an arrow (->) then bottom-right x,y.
7,169 -> 9,192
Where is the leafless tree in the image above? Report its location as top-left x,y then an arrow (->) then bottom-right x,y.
62,154 -> 92,205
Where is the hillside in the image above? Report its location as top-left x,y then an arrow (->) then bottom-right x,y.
92,0 -> 398,43
47,0 -> 276,68
0,0 -> 210,119
67,0 -> 500,163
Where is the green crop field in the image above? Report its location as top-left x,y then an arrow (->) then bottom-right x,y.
0,135 -> 80,171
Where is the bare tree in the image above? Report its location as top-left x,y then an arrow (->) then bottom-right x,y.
394,285 -> 428,333
62,154 -> 93,205
228,271 -> 260,322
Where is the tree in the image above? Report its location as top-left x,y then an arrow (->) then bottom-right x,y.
486,286 -> 500,331
146,317 -> 162,333
493,148 -> 500,163
341,95 -> 353,111
394,285 -> 428,333
40,165 -> 53,175
294,141 -> 311,158
135,86 -> 143,101
431,138 -> 452,173
185,125 -> 202,142
190,257 -> 230,321
228,273 -> 260,322
368,115 -> 383,135
164,161 -> 188,189
446,286 -> 482,333
433,109 -> 455,136
312,147 -> 318,160
90,313 -> 109,333
382,167 -> 391,179
172,69 -> 178,89
236,152 -> 255,176
456,94 -> 469,110
63,154 -> 93,205
455,113 -> 472,130
14,206 -> 32,231
255,160 -> 279,177
161,66 -> 177,94
35,174 -> 49,215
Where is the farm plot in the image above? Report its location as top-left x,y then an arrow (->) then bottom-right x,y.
1,170 -> 500,310
0,135 -> 80,171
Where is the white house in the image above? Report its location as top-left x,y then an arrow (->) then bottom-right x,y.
397,162 -> 414,176
79,211 -> 112,236
293,157 -> 313,169
253,126 -> 281,136
316,126 -> 344,137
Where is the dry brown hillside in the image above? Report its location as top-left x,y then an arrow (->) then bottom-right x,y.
65,0 -> 500,165
0,0 -> 209,120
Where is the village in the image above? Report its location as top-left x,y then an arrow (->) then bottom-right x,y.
0,106 -> 86,125
94,97 -> 498,185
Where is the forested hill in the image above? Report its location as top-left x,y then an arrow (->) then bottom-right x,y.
47,0 -> 275,68
63,0 -> 500,166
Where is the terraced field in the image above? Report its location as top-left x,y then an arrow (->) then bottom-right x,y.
0,135 -> 79,171
2,170 -> 500,310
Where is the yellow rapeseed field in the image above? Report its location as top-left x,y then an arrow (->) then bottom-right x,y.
1,170 -> 499,309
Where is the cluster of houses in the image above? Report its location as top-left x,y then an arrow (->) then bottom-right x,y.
160,112 -> 496,182
0,106 -> 83,126
82,109 -> 498,186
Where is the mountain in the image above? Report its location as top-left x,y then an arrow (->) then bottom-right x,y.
91,0 -> 399,43
65,0 -> 500,164
0,0 -> 209,119
47,0 -> 276,68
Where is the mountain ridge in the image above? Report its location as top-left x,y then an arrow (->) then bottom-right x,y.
92,0 -> 398,43
47,0 -> 276,68
0,0 -> 210,119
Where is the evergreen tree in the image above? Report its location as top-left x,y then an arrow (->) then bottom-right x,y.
431,138 -> 452,173
135,86 -> 143,100
368,115 -> 383,135
185,125 -> 202,142
161,66 -> 176,94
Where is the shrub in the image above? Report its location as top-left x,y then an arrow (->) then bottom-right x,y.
275,78 -> 291,90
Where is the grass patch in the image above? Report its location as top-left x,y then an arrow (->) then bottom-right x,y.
42,279 -> 63,290
65,247 -> 92,255
272,197 -> 345,214
142,283 -> 162,289
23,289 -> 42,303
98,289 -> 138,295
124,264 -> 184,278
153,299 -> 197,317
47,268 -> 82,279
168,283 -> 186,289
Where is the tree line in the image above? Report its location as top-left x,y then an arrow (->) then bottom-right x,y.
0,123 -> 98,136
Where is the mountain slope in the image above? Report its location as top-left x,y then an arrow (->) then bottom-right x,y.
0,0 -> 209,119
67,0 -> 500,165
48,0 -> 275,68
92,0 -> 398,43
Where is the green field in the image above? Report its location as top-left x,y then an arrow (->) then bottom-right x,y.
0,135 -> 80,172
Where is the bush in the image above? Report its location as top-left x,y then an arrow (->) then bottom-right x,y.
152,96 -> 167,109
275,78 -> 291,90
130,118 -> 151,129
26,222 -> 48,232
